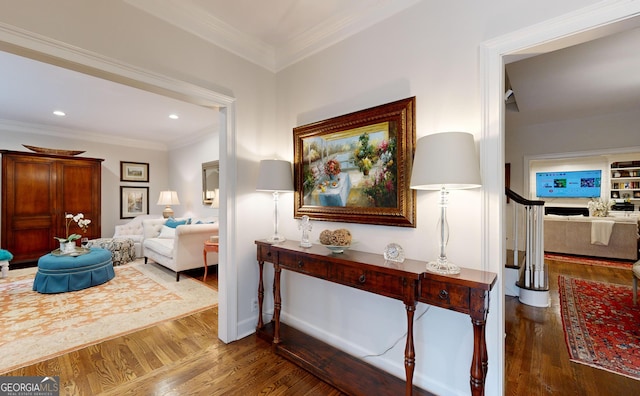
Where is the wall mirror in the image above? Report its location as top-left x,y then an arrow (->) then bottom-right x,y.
202,160 -> 220,207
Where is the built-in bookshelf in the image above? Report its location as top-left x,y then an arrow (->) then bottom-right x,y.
610,160 -> 640,201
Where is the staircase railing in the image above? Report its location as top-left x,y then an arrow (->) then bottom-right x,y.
505,188 -> 548,294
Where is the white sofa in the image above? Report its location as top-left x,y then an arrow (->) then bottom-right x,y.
114,215 -> 159,257
142,218 -> 219,281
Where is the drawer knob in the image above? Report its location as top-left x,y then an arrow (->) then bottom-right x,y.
438,289 -> 449,300
358,274 -> 366,284
297,260 -> 304,268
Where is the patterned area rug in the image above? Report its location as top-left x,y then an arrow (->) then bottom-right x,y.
558,275 -> 640,380
545,253 -> 634,270
0,260 -> 217,374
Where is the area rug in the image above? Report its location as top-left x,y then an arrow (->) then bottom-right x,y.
0,260 -> 218,374
558,275 -> 640,380
545,253 -> 634,270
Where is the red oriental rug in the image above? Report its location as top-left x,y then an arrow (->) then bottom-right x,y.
558,275 -> 640,380
545,253 -> 634,270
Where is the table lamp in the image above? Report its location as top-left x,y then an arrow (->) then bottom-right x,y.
410,132 -> 481,274
157,190 -> 180,218
256,159 -> 294,243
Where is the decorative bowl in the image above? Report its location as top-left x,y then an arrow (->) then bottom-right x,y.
319,240 -> 355,254
323,244 -> 350,254
23,144 -> 86,156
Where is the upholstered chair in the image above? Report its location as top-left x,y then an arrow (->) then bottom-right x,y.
114,215 -> 158,257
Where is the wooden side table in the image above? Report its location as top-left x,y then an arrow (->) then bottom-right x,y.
203,241 -> 219,282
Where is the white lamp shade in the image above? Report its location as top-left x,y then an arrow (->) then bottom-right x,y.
157,190 -> 180,205
410,132 -> 482,190
256,159 -> 294,192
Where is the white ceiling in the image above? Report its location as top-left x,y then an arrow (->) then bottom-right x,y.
1,1 -> 639,148
505,22 -> 640,127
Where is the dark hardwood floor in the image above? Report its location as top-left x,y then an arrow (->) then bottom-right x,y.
5,260 -> 639,395
506,258 -> 640,395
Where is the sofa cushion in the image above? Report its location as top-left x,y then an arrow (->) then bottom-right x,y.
165,217 -> 189,228
158,225 -> 176,239
144,238 -> 174,257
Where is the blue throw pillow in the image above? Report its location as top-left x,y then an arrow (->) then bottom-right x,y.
165,217 -> 189,228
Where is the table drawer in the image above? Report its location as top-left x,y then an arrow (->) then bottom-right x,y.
257,244 -> 274,263
329,265 -> 406,299
278,253 -> 328,278
419,279 -> 470,312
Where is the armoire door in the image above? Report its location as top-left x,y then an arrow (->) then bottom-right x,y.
2,154 -> 57,263
57,159 -> 102,242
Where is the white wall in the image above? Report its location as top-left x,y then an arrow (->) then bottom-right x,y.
274,1 -> 604,394
169,127 -> 220,221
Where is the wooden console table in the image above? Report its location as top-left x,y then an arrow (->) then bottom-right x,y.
255,240 -> 496,396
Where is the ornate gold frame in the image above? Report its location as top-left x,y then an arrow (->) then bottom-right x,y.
293,97 -> 416,227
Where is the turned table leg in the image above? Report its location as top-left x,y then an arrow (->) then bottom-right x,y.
404,301 -> 417,396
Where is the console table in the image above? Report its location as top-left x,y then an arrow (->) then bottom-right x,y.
255,240 -> 497,396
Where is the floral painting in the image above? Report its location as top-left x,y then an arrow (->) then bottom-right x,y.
294,97 -> 416,227
301,122 -> 397,208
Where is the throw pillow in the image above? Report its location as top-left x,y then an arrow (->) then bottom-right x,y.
158,225 -> 176,239
165,217 -> 189,228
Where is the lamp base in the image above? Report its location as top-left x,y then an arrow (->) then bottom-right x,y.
162,206 -> 174,219
267,234 -> 286,244
426,258 -> 461,275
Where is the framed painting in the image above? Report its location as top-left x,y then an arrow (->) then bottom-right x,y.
120,186 -> 149,219
120,161 -> 149,182
293,97 -> 416,227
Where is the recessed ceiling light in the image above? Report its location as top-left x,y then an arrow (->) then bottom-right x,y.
53,110 -> 66,117
169,114 -> 179,120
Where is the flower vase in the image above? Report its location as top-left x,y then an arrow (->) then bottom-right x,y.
329,174 -> 337,181
60,241 -> 76,253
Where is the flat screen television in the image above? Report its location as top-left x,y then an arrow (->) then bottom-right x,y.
535,170 -> 601,198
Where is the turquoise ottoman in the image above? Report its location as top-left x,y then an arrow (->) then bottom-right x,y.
33,247 -> 115,293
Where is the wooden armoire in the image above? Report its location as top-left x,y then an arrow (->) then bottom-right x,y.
1,150 -> 103,264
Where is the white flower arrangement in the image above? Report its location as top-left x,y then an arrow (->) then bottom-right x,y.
54,213 -> 91,243
587,198 -> 614,217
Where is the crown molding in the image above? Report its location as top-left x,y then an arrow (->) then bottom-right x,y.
0,21 -> 234,107
0,118 -> 168,151
125,0 -> 277,71
125,0 -> 422,72
277,0 -> 422,71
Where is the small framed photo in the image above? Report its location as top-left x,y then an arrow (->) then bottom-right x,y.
120,186 -> 149,219
120,161 -> 149,182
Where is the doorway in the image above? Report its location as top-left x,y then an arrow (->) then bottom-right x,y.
0,27 -> 238,343
480,2 -> 640,393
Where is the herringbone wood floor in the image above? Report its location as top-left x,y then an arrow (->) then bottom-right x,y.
6,260 -> 639,395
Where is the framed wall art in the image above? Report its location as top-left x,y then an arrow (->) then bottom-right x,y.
120,161 -> 149,182
293,97 -> 416,227
120,186 -> 149,219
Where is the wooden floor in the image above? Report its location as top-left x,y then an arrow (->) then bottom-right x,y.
5,260 -> 639,395
506,257 -> 640,395
4,267 -> 343,396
